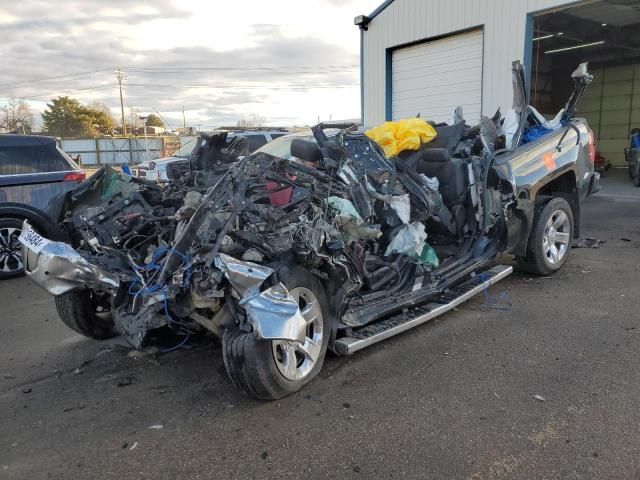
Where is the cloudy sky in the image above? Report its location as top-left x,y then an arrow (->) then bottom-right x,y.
0,0 -> 379,130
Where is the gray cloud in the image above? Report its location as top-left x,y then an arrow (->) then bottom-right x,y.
0,4 -> 360,126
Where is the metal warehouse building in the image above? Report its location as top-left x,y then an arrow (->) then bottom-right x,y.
357,0 -> 640,165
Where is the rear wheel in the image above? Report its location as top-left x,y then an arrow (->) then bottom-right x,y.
0,218 -> 25,279
222,266 -> 330,400
518,197 -> 574,276
631,158 -> 640,185
55,289 -> 118,339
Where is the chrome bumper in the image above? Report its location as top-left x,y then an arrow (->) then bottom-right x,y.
215,253 -> 307,343
588,171 -> 601,196
21,221 -> 120,296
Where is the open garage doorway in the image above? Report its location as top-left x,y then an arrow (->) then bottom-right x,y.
530,0 -> 640,166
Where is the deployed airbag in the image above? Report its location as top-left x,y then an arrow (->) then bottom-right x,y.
365,118 -> 437,158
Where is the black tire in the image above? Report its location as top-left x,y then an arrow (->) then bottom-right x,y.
0,218 -> 26,279
222,266 -> 330,400
633,175 -> 640,187
55,289 -> 118,339
517,197 -> 574,276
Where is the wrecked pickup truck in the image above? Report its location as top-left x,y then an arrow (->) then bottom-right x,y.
19,61 -> 599,399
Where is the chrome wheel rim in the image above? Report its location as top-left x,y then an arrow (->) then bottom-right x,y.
89,290 -> 113,321
0,227 -> 23,273
272,287 -> 323,381
543,209 -> 571,265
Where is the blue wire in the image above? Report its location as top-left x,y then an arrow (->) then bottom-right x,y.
123,248 -> 195,353
160,334 -> 190,353
478,273 -> 512,311
162,297 -> 193,331
128,247 -> 190,296
127,247 -> 195,334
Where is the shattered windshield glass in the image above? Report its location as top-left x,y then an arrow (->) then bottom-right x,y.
249,135 -> 300,161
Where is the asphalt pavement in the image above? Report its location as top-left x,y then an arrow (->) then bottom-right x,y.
1,168 -> 639,480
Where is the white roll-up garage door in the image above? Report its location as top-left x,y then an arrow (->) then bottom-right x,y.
392,30 -> 484,125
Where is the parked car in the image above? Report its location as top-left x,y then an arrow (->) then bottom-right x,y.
132,130 -> 288,183
0,135 -> 85,278
624,147 -> 640,187
228,129 -> 289,152
20,62 -> 598,399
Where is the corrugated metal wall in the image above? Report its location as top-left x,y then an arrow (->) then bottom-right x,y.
362,0 -> 580,126
61,137 -> 170,166
580,65 -> 640,166
391,30 -> 484,123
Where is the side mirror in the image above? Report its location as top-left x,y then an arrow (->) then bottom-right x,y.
290,138 -> 321,163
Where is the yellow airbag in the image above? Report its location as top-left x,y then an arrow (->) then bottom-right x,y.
365,118 -> 437,158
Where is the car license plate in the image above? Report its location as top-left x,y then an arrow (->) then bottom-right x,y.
18,225 -> 50,253
146,171 -> 158,181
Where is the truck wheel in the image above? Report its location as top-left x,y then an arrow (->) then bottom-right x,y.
222,266 -> 330,400
55,289 -> 118,339
517,197 -> 574,276
0,218 -> 25,279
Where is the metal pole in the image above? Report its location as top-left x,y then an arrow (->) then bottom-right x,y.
95,137 -> 101,166
143,120 -> 148,162
114,67 -> 127,135
139,116 -> 149,162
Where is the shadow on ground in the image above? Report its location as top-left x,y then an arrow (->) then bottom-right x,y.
1,170 -> 639,479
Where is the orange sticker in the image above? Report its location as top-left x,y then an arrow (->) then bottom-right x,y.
542,152 -> 556,172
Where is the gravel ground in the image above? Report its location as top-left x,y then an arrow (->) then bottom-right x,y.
1,169 -> 639,480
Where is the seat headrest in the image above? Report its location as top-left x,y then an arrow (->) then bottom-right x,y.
419,148 -> 450,163
397,147 -> 450,168
427,122 -> 466,153
290,138 -> 321,163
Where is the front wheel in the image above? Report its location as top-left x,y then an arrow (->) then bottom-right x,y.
633,174 -> 640,187
222,266 -> 330,400
55,289 -> 118,339
517,197 -> 574,276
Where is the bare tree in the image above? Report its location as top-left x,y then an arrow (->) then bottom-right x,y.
236,113 -> 266,128
129,107 -> 138,131
1,97 -> 33,133
88,102 -> 114,117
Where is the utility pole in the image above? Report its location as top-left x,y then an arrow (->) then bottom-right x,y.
182,106 -> 186,132
114,67 -> 127,135
139,116 -> 149,163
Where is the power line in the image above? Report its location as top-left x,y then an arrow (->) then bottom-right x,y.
126,82 -> 358,89
151,107 -> 173,130
123,68 -> 358,76
1,81 -> 358,101
0,65 -> 358,90
0,64 -> 358,98
2,84 -> 114,101
124,64 -> 358,72
0,69 -> 110,89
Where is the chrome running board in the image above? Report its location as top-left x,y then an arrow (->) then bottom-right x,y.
334,265 -> 513,355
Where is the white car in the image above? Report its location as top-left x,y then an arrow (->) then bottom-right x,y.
132,156 -> 186,182
133,130 -> 288,183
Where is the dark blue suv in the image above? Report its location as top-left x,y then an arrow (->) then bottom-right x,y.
0,135 -> 85,278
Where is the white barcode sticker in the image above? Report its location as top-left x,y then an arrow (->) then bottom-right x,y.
18,225 -> 50,253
